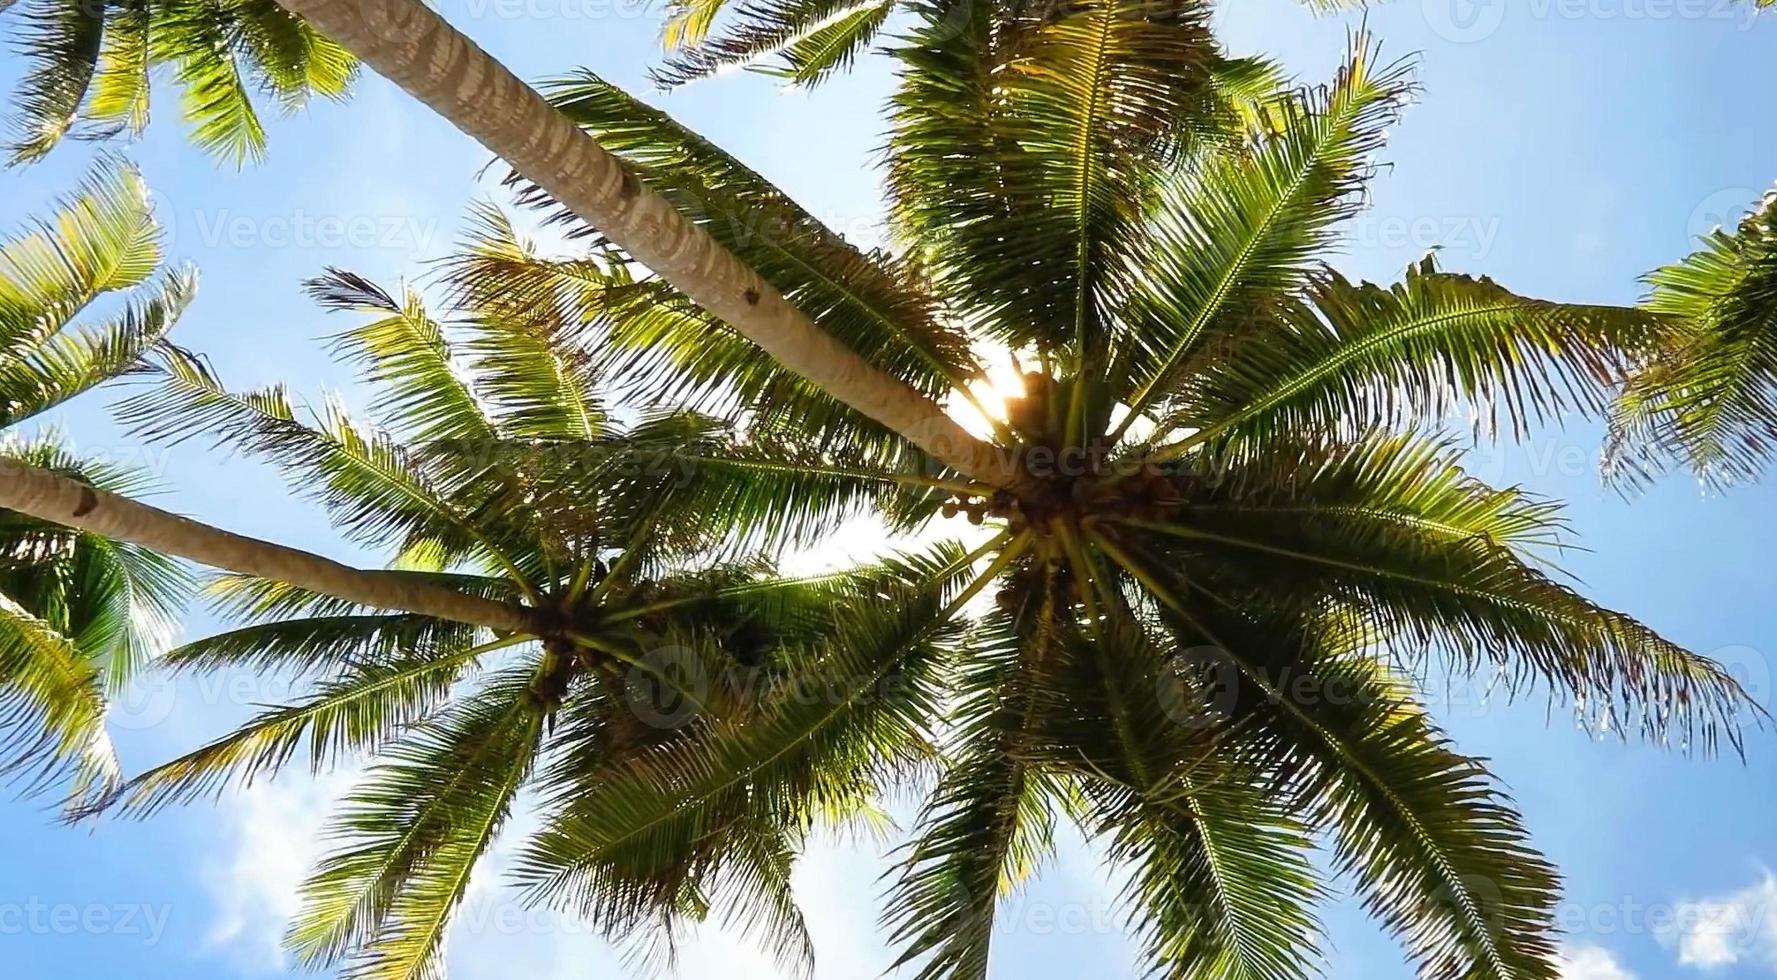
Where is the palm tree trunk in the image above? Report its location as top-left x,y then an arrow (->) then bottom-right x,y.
0,459 -> 535,633
273,0 -> 1021,491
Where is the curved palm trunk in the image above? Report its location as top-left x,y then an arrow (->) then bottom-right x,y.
0,459 -> 534,633
274,0 -> 1019,490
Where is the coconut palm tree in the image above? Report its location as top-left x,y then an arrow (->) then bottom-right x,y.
2,0 -> 355,163
430,19 -> 1757,977
93,227 -> 979,978
0,1 -> 1758,976
1,160 -> 192,797
1608,185 -> 1777,489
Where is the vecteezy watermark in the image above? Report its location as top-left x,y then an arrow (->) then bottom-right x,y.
1341,213 -> 1504,260
0,899 -> 172,945
1422,0 -> 1764,44
1687,186 -> 1762,243
108,671 -> 315,731
170,208 -> 443,254
458,0 -> 653,20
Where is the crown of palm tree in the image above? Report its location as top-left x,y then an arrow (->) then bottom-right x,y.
2,0 -> 355,164
448,8 -> 1754,978
95,221 -> 999,979
1,160 -> 192,799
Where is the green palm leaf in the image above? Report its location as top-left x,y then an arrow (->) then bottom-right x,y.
1157,258 -> 1662,456
883,574 -> 1074,980
86,0 -> 154,137
1118,435 -> 1755,752
653,0 -> 894,88
505,73 -> 983,455
0,269 -> 192,429
100,636 -> 519,817
1609,187 -> 1777,488
292,665 -> 547,980
0,158 -> 163,350
437,206 -> 607,442
4,0 -> 104,163
0,590 -> 116,798
1109,38 -> 1414,437
117,346 -> 542,588
1170,602 -> 1562,980
0,0 -> 357,163
888,0 -> 1236,356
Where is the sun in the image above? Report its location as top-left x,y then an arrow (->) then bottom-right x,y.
948,350 -> 1030,439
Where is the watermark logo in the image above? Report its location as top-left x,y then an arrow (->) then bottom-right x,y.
1425,0 -> 1764,44
1424,0 -> 1509,43
623,645 -> 710,730
1687,186 -> 1760,243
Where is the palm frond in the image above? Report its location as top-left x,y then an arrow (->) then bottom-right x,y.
310,268 -> 499,447
0,590 -> 116,800
883,570 -> 1074,980
155,0 -> 269,164
1110,37 -> 1415,435
1160,258 -> 1662,454
1171,602 -> 1562,980
161,613 -> 484,677
117,346 -> 540,586
888,0 -> 1234,355
0,158 -> 162,350
437,205 -> 607,441
1048,567 -> 1324,980
0,0 -> 357,162
1119,436 -> 1757,753
290,665 -> 547,979
653,0 -> 894,88
4,0 -> 104,163
100,637 -> 518,817
1608,187 -> 1777,489
86,0 -> 154,137
509,71 -> 979,454
233,0 -> 356,108
585,410 -> 945,559
0,268 -> 192,429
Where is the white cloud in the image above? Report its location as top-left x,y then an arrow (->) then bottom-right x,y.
200,771 -> 355,972
1559,945 -> 1635,980
1659,872 -> 1777,971
201,774 -> 908,980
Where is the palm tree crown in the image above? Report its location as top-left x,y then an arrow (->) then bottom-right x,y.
2,0 -> 354,164
464,7 -> 1754,978
1,160 -> 191,798
74,2 -> 1764,979
98,214 -> 987,979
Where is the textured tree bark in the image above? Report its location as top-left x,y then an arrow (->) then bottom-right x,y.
272,0 -> 1022,490
0,459 -> 535,632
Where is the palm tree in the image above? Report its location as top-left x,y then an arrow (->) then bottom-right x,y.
1608,185 -> 1777,489
93,228 -> 977,978
0,1 -> 1754,975
430,20 -> 1757,977
1,160 -> 192,798
2,0 -> 355,164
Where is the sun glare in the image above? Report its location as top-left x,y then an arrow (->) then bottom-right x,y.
949,353 -> 1029,439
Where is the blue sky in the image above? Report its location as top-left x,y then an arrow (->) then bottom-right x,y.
3,1 -> 1777,977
